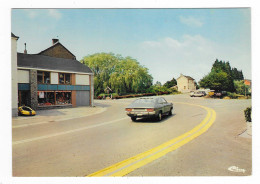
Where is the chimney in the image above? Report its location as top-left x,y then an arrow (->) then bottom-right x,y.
52,38 -> 59,45
24,43 -> 27,54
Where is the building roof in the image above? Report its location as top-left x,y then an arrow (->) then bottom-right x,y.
17,53 -> 93,74
11,32 -> 19,39
38,41 -> 76,59
185,75 -> 194,80
177,74 -> 195,81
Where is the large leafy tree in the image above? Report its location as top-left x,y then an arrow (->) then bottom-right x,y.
199,71 -> 233,91
199,59 -> 244,92
81,53 -> 153,96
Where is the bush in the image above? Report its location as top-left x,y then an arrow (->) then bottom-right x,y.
111,93 -> 119,98
244,107 -> 252,122
227,92 -> 238,99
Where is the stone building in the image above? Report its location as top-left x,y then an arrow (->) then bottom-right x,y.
177,74 -> 196,93
12,34 -> 94,116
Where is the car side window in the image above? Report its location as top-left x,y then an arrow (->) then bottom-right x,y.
161,98 -> 167,103
158,98 -> 166,104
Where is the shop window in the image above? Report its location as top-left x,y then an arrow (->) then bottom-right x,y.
56,92 -> 71,105
38,92 -> 55,106
59,73 -> 71,84
38,91 -> 72,106
37,71 -> 50,84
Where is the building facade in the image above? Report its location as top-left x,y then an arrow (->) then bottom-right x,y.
11,33 -> 19,116
12,35 -> 94,116
177,74 -> 196,93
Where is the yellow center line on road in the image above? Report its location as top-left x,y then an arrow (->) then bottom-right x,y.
87,102 -> 216,177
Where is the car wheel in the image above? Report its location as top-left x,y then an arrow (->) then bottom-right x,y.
131,117 -> 137,122
157,111 -> 162,121
168,108 -> 172,116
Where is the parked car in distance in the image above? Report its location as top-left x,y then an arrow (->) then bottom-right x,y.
190,91 -> 206,97
125,97 -> 173,122
18,106 -> 36,116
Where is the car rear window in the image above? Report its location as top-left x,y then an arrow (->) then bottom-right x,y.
133,98 -> 155,103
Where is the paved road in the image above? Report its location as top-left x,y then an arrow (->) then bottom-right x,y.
12,94 -> 251,176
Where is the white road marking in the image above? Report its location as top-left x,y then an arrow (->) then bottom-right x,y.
13,117 -> 128,145
228,166 -> 246,173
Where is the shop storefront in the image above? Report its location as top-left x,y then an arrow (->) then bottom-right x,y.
37,91 -> 72,107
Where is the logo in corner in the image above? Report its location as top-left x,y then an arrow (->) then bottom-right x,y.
228,166 -> 246,173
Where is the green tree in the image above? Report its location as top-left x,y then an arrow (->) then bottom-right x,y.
232,68 -> 244,80
199,71 -> 234,91
234,80 -> 249,95
199,59 -> 245,92
81,53 -> 153,96
163,77 -> 177,88
155,81 -> 162,87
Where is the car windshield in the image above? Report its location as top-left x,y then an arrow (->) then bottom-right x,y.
22,107 -> 32,111
133,98 -> 156,104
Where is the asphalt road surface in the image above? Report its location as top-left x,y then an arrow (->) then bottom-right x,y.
12,94 -> 252,176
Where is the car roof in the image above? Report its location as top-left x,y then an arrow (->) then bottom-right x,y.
136,97 -> 162,101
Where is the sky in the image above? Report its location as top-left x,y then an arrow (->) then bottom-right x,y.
12,8 -> 251,84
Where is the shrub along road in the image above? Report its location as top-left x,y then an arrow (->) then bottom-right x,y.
12,94 -> 251,176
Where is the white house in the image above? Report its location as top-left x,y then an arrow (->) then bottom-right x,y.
177,74 -> 196,93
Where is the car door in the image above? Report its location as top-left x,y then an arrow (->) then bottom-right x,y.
158,97 -> 168,114
162,97 -> 171,113
156,98 -> 164,113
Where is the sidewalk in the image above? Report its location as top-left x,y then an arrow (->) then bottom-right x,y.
12,106 -> 107,128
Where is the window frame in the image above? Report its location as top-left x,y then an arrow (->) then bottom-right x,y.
58,73 -> 72,85
37,71 -> 51,84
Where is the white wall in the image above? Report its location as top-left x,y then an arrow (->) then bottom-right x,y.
76,74 -> 89,85
51,72 -> 59,84
11,36 -> 18,116
177,76 -> 188,92
17,70 -> 29,83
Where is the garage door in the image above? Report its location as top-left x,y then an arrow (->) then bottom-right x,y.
76,91 -> 90,106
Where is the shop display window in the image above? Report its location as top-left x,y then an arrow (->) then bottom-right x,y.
38,91 -> 72,106
56,92 -> 71,105
38,92 -> 55,106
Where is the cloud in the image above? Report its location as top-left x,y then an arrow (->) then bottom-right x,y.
47,9 -> 62,20
23,10 -> 38,19
138,35 -> 251,84
179,16 -> 203,27
23,9 -> 62,20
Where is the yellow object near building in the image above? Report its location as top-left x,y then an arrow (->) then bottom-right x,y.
208,91 -> 215,96
18,106 -> 36,116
